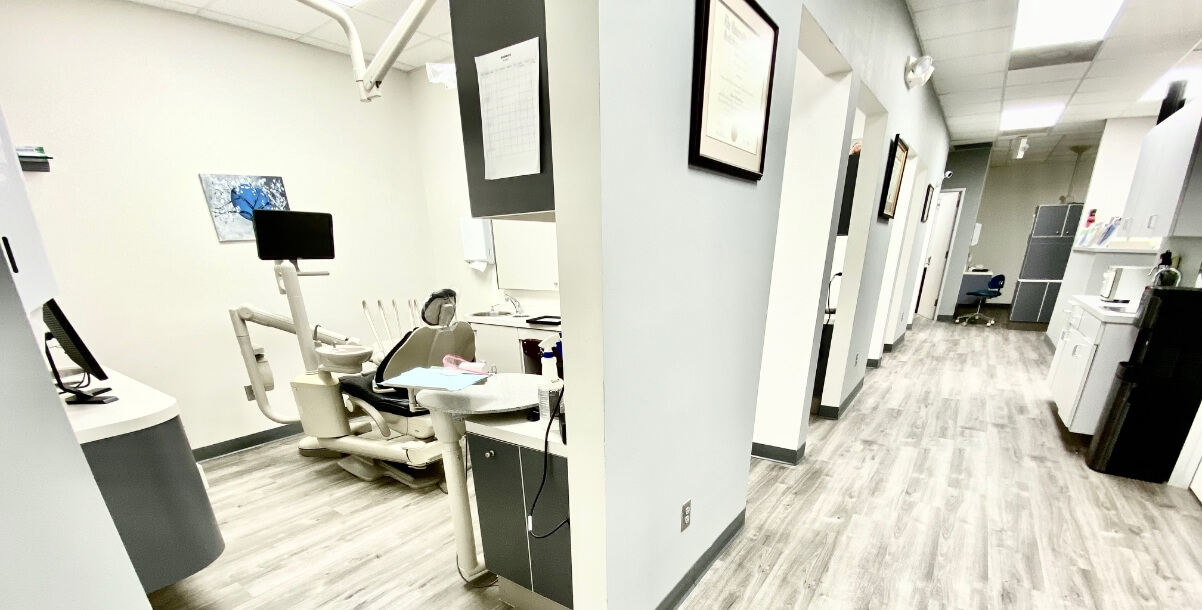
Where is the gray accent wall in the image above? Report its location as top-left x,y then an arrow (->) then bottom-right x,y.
936,146 -> 993,318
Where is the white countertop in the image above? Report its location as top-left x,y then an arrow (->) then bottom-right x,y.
1072,245 -> 1160,254
964,270 -> 992,275
1072,295 -> 1139,325
466,411 -> 568,458
464,314 -> 561,331
63,370 -> 179,444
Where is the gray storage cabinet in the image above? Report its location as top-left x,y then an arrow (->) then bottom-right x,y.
1012,204 -> 1081,323
468,433 -> 573,608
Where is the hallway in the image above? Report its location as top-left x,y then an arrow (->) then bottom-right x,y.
683,319 -> 1202,609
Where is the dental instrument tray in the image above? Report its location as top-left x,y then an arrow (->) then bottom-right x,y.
525,315 -> 561,326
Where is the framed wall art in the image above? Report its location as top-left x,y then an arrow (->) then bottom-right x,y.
879,135 -> 909,219
688,0 -> 780,181
920,184 -> 935,222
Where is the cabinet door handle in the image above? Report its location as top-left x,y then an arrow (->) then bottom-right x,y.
1147,214 -> 1158,229
1071,344 -> 1081,357
1,237 -> 16,273
1123,218 -> 1132,230
483,450 -> 495,459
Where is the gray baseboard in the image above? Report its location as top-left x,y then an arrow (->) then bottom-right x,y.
907,323 -> 913,330
816,378 -> 865,420
193,423 -> 304,462
656,509 -> 746,610
1043,334 -> 1056,350
936,314 -> 955,322
891,332 -> 906,350
751,442 -> 805,465
883,343 -> 892,353
866,358 -> 881,368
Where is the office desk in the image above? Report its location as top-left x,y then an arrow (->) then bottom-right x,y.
957,271 -> 994,305
64,371 -> 224,592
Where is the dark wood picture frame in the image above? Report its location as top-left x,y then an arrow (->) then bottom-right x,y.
920,184 -> 935,222
879,135 -> 910,219
688,0 -> 780,181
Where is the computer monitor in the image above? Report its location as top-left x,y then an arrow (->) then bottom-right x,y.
43,298 -> 116,404
252,210 -> 335,261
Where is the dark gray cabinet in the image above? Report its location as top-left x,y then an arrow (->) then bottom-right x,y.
1031,204 -> 1082,237
1012,281 -> 1060,323
468,433 -> 573,608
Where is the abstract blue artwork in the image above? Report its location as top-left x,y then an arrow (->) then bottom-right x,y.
199,174 -> 290,242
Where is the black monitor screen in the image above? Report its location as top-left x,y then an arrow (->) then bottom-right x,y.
253,210 -> 335,261
43,299 -> 108,381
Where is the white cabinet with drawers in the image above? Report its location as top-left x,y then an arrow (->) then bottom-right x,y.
467,316 -> 560,375
1047,296 -> 1140,435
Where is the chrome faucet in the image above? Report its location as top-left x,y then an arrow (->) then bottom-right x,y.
504,293 -> 525,316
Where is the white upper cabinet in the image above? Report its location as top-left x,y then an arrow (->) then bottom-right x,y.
491,219 -> 559,292
0,104 -> 57,313
1121,100 -> 1202,240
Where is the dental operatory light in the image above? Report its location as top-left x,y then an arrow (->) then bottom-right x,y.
1000,103 -> 1065,131
1012,0 -> 1123,50
1142,66 -> 1202,102
1015,136 -> 1030,160
904,55 -> 935,89
295,0 -> 436,101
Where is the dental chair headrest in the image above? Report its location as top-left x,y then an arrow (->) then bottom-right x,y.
422,289 -> 457,327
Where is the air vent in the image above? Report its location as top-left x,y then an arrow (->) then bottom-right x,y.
1009,41 -> 1102,71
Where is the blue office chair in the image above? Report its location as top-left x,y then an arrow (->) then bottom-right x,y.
957,274 -> 1005,326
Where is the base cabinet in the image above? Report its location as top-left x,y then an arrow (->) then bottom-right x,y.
1047,300 -> 1140,435
468,433 -> 573,609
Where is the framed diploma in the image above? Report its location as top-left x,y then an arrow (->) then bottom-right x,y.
920,184 -> 935,222
688,0 -> 780,181
879,135 -> 910,219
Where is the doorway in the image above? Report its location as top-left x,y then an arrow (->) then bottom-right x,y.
916,189 -> 963,320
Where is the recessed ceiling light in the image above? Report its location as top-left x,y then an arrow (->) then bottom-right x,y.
1012,0 -> 1124,50
1000,103 -> 1066,131
1141,66 -> 1202,102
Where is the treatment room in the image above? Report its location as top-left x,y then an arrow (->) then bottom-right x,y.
6,1 -> 1202,609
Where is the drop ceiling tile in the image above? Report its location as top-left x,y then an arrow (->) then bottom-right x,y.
198,8 -> 305,40
912,0 -> 1018,40
939,99 -> 1002,117
1001,95 -> 1070,110
398,37 -> 454,67
934,72 -> 1006,94
1051,120 -> 1106,134
1095,31 -> 1202,61
307,11 -> 429,54
126,0 -> 204,13
1088,54 -> 1181,78
204,0 -> 330,35
418,0 -> 452,37
1006,63 -> 1090,86
950,129 -> 999,141
933,53 -> 1010,78
1004,81 -> 1079,100
355,0 -> 415,23
922,27 -> 1015,61
907,0 -> 979,11
1075,76 -> 1149,94
1108,2 -> 1202,39
940,88 -> 1003,106
1121,100 -> 1163,117
1061,102 -> 1132,121
1071,90 -> 1141,105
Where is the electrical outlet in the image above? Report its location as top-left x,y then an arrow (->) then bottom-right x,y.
681,500 -> 692,532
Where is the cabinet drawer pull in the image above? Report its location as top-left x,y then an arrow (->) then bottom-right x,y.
1147,214 -> 1159,229
484,450 -> 495,459
1071,345 -> 1081,357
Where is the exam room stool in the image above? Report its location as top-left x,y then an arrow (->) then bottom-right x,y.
956,274 -> 1005,326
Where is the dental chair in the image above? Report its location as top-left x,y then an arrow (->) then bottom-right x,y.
229,210 -> 475,489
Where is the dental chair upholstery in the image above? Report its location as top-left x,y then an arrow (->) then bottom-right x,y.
339,322 -> 476,417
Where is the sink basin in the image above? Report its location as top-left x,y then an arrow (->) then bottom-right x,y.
471,311 -> 513,317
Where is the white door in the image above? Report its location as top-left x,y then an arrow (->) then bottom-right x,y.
916,191 -> 962,319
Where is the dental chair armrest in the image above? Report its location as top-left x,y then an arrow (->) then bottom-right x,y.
345,396 -> 392,438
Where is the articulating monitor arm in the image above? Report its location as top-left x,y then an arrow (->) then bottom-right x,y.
294,0 -> 438,102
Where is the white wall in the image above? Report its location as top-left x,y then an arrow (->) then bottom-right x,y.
578,0 -> 805,606
802,0 -> 951,411
753,51 -> 854,455
1082,117 -> 1157,230
869,156 -> 921,360
0,0 -> 438,449
1,267 -> 150,609
973,160 -> 1095,303
885,167 -> 929,344
408,77 -> 561,317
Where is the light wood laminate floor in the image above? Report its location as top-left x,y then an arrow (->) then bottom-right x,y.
152,319 -> 1202,609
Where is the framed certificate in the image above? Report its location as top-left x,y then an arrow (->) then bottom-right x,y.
879,135 -> 909,219
688,0 -> 780,181
920,184 -> 935,222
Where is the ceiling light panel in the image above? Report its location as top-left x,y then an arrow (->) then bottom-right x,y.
1000,102 -> 1066,130
1012,0 -> 1124,50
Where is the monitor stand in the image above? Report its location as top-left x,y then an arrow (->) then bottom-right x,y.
63,386 -> 117,405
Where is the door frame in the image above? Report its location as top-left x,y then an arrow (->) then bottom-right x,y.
917,188 -> 965,319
